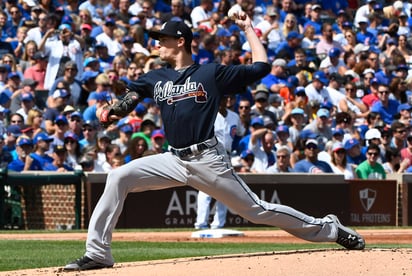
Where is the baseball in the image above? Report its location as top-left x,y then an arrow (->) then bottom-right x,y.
228,5 -> 242,20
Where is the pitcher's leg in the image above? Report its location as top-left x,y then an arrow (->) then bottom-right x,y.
194,191 -> 211,229
85,153 -> 187,264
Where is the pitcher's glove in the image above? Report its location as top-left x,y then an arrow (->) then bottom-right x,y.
98,89 -> 140,128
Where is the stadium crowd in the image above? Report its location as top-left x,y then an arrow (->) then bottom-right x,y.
1,0 -> 412,181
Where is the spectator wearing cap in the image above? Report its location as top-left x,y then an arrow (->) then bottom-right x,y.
8,136 -> 41,172
43,144 -> 73,171
284,107 -> 306,144
287,48 -> 316,78
397,103 -> 412,125
355,143 -> 386,179
253,7 -> 282,52
131,113 -> 157,146
304,71 -> 330,104
83,92 -> 112,123
338,82 -> 368,126
275,125 -> 292,151
315,23 -> 344,58
49,114 -> 69,153
250,84 -> 277,130
248,126 -> 277,173
43,88 -> 70,134
24,10 -> 48,46
39,24 -> 83,90
362,77 -> 380,108
268,93 -> 285,122
329,142 -> 355,179
303,108 -> 333,140
344,138 -> 366,166
67,111 -> 84,139
362,68 -> 376,93
29,132 -> 54,169
274,31 -> 303,61
362,127 -> 384,159
394,63 -> 409,81
150,129 -> 167,154
64,131 -> 81,168
119,36 -> 135,65
303,4 -> 323,36
331,9 -> 350,35
4,72 -> 19,105
94,42 -> 115,72
80,23 -> 96,52
79,120 -> 99,150
161,0 -> 192,25
95,17 -> 122,57
48,61 -> 82,108
113,124 -> 134,154
261,59 -> 288,93
23,51 -> 47,90
237,116 -> 265,155
16,92 -> 38,123
294,139 -> 333,173
355,16 -> 377,46
4,124 -> 21,155
383,0 -> 405,21
319,47 -> 345,75
237,149 -> 254,173
370,83 -> 400,125
354,0 -> 376,28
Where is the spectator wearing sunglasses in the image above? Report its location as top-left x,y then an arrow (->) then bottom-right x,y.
355,144 -> 386,179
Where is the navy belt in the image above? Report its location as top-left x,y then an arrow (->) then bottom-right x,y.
170,137 -> 217,158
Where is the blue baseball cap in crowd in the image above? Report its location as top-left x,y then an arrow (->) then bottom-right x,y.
55,114 -> 68,124
59,23 -> 72,32
95,41 -> 107,48
344,138 -> 360,150
52,88 -> 69,99
295,86 -> 306,96
328,47 -> 341,58
251,117 -> 264,127
8,72 -> 19,79
286,76 -> 299,88
386,37 -> 397,45
286,31 -> 303,40
134,103 -> 147,115
320,101 -> 333,110
370,77 -> 380,85
20,92 -> 34,101
373,3 -> 383,10
398,103 -> 412,113
120,124 -> 133,133
33,132 -> 53,143
276,125 -> 289,133
291,107 -> 304,115
70,111 -> 83,120
332,128 -> 344,136
299,129 -> 317,139
7,125 -> 22,137
342,21 -> 353,28
122,36 -> 134,43
317,108 -> 330,118
17,137 -> 33,147
151,129 -> 165,139
64,131 -> 79,141
142,97 -> 156,106
81,70 -> 99,82
313,71 -> 329,85
240,149 -> 254,159
217,28 -> 231,37
397,64 -> 409,71
61,15 -> 73,25
105,17 -> 116,26
129,17 -> 141,25
83,57 -> 98,67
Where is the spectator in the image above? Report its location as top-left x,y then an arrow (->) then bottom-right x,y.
248,128 -> 276,172
370,84 -> 400,126
79,121 -> 98,150
78,0 -> 103,25
294,138 -> 333,173
261,59 -> 288,93
267,145 -> 293,173
28,132 -> 54,169
250,84 -> 277,129
16,92 -> 37,123
23,51 -> 47,90
190,0 -> 213,29
49,115 -> 69,151
96,18 -> 122,57
315,22 -> 344,58
238,149 -> 254,172
330,142 -> 355,179
150,129 -> 167,154
237,116 -> 265,154
101,144 -> 122,172
19,40 -> 38,73
303,108 -> 333,141
274,125 -> 292,151
389,121 -> 407,151
39,24 -> 84,90
345,138 -> 366,166
123,136 -> 148,163
8,136 -> 40,171
304,4 -> 323,36
113,124 -> 133,154
383,147 -> 408,173
64,131 -> 81,169
355,144 -> 386,179
43,88 -> 70,134
362,77 -> 380,108
131,113 -> 157,147
304,71 -> 330,104
24,10 -> 48,46
255,7 -> 283,54
274,31 -> 303,61
26,109 -> 44,137
43,144 -> 73,171
396,103 -> 412,125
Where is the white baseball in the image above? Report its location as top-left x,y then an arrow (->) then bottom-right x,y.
228,5 -> 242,20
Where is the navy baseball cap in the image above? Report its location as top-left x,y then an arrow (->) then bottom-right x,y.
122,36 -> 134,43
240,149 -> 254,159
299,129 -> 317,139
295,86 -> 306,96
333,128 -> 344,136
7,125 -> 22,137
20,92 -> 34,101
251,117 -> 264,127
64,131 -> 79,141
149,21 -> 193,42
81,71 -> 99,82
286,76 -> 299,88
55,114 -> 68,124
344,138 -> 359,150
276,125 -> 289,133
286,31 -> 303,40
17,136 -> 33,147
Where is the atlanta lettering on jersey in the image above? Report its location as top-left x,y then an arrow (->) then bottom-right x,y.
153,77 -> 208,105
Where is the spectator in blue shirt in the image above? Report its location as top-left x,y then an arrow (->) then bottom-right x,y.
370,84 -> 400,126
294,139 -> 333,173
8,136 -> 42,171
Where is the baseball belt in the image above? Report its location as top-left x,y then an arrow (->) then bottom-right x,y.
170,137 -> 218,158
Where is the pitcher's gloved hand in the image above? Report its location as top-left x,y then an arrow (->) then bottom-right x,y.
98,105 -> 115,128
110,89 -> 140,117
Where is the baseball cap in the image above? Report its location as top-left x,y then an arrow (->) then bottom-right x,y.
276,125 -> 289,133
397,64 -> 409,71
21,78 -> 38,87
365,128 -> 382,140
151,129 -> 165,139
55,114 -> 68,124
52,89 -> 69,99
332,142 -> 345,152
8,72 -> 20,79
83,57 -> 98,67
95,41 -> 107,48
83,120 -> 98,129
81,23 -> 92,31
53,144 -> 67,153
299,129 -> 317,139
17,136 -> 33,147
370,77 -> 380,85
344,138 -> 360,150
33,132 -> 53,143
295,86 -> 306,97
251,117 -> 264,127
305,139 -> 318,147
33,51 -> 48,60
134,103 -> 147,115
286,76 -> 299,88
287,31 -> 303,40
58,23 -> 72,32
311,4 -> 321,10
129,17 -> 141,25
81,70 -> 99,82
342,21 -> 353,28
272,58 -> 287,67
254,84 -> 269,101
328,47 -> 341,58
268,94 -> 283,104
7,125 -> 22,137
149,20 -> 193,42
313,71 -> 329,85
216,28 -> 231,37
332,128 -> 344,136
291,108 -> 304,115
354,43 -> 370,55
70,111 -> 83,120
398,103 -> 412,113
20,92 -> 34,101
104,17 -> 116,26
122,36 -> 134,43
240,149 -> 254,159
363,68 -> 375,76
97,131 -> 111,140
120,124 -> 133,133
64,131 -> 79,141
317,108 -> 330,118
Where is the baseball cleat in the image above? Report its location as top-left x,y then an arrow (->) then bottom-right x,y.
64,256 -> 113,271
328,214 -> 365,250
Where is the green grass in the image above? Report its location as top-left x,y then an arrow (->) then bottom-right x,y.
0,240 -> 411,272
